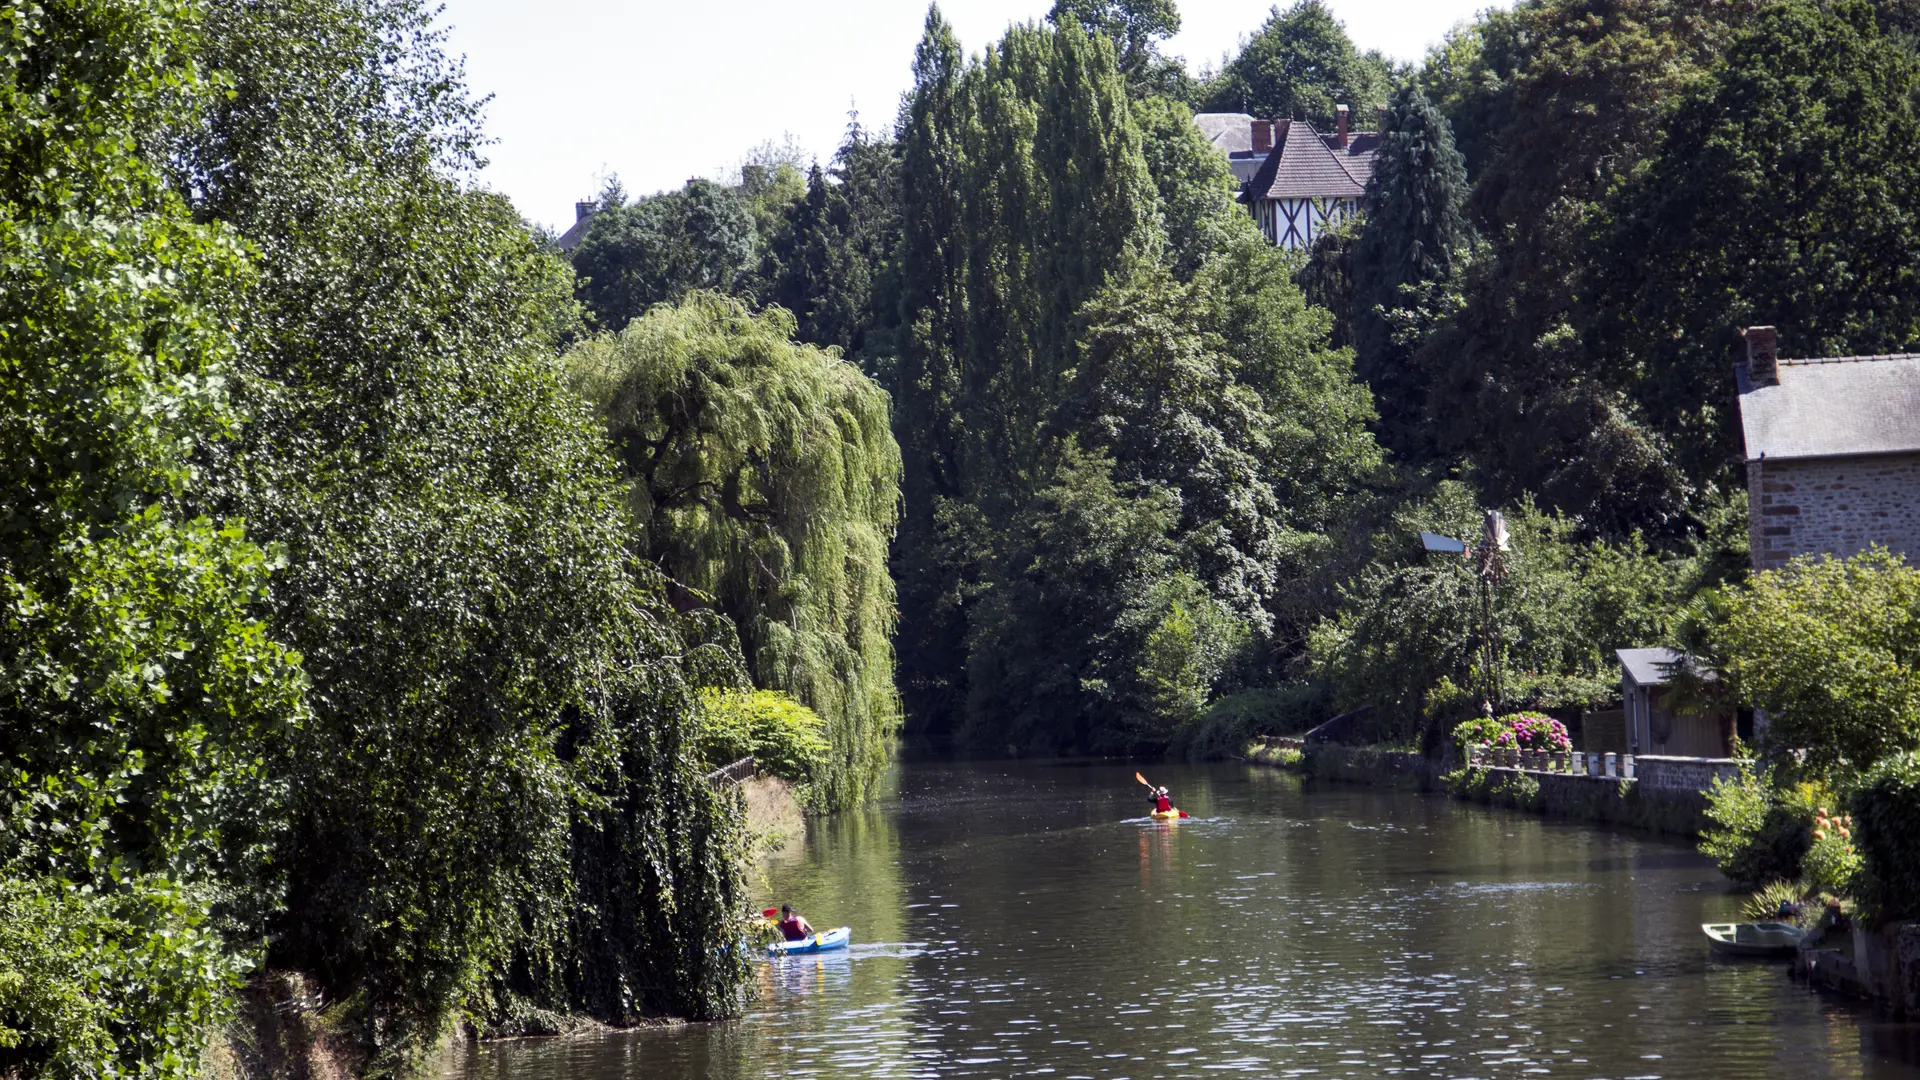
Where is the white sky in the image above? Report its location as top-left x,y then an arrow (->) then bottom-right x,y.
440,0 -> 1503,231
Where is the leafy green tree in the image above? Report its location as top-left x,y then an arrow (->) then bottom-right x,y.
572,178 -> 760,330
1349,83 -> 1470,457
1307,483 -> 1712,742
567,293 -> 903,809
1709,550 -> 1920,773
0,1 -> 314,1075
1416,6 -> 1537,179
1131,94 -> 1248,278
181,0 -> 751,1063
892,7 -> 974,742
1047,0 -> 1195,99
1590,0 -> 1920,490
767,121 -> 902,360
1410,0 -> 1763,533
1201,0 -> 1391,126
1049,0 -> 1178,76
959,444 -> 1186,753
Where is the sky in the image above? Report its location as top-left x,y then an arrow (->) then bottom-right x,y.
439,0 -> 1503,232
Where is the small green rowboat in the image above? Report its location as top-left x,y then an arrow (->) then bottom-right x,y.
1702,922 -> 1804,959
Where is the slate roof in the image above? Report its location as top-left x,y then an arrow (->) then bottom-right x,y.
1617,648 -> 1716,687
1193,112 -> 1256,154
1237,119 -> 1377,202
1735,353 -> 1920,461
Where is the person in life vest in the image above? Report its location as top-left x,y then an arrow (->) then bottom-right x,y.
776,903 -> 815,941
1150,786 -> 1174,814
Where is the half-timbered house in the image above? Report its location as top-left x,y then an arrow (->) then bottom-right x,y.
1227,106 -> 1380,250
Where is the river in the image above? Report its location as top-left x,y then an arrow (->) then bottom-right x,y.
446,760 -> 1920,1079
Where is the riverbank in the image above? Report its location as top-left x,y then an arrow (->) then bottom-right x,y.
1246,739 -> 1723,838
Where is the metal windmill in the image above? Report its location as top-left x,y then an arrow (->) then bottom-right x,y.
1422,510 -> 1511,716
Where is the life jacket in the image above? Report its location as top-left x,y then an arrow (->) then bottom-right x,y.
778,917 -> 809,941
1154,794 -> 1173,813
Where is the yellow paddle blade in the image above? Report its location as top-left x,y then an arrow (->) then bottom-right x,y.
1135,771 -> 1152,787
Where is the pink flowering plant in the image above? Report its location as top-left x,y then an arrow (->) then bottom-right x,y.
1492,711 -> 1572,753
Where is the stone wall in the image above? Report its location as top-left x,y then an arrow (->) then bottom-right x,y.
1290,746 -> 1713,836
1633,754 -> 1743,793
1750,451 -> 1920,570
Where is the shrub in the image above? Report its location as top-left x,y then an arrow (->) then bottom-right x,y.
695,689 -> 832,786
1493,712 -> 1572,753
1852,750 -> 1920,920
1442,765 -> 1494,801
1743,879 -> 1808,922
1173,684 -> 1328,760
1450,716 -> 1507,758
1802,827 -> 1863,898
1699,764 -> 1820,889
0,877 -> 242,1080
1491,771 -> 1542,811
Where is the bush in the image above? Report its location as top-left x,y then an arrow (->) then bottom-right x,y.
1173,684 -> 1328,760
1699,764 -> 1820,889
1852,750 -> 1920,920
695,689 -> 832,786
0,877 -> 241,1080
1802,828 -> 1863,898
1494,712 -> 1572,753
1743,879 -> 1808,922
1450,716 -> 1507,758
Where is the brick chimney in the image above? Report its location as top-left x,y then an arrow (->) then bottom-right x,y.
1251,119 -> 1273,154
1336,104 -> 1350,149
575,200 -> 597,223
1744,326 -> 1780,386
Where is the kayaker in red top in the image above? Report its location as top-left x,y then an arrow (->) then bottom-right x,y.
776,904 -> 815,941
1151,787 -> 1173,814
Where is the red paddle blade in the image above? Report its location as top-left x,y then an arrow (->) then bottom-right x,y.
1179,811 -> 1190,818
762,908 -> 779,917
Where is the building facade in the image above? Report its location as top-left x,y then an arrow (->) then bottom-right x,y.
1196,107 -> 1380,250
1734,326 -> 1920,570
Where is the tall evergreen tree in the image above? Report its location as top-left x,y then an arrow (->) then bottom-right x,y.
893,6 -> 974,743
1349,83 -> 1470,458
768,121 -> 902,361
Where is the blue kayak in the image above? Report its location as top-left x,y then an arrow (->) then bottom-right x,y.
766,926 -> 852,955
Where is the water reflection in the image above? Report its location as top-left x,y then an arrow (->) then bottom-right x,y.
445,761 -> 1920,1080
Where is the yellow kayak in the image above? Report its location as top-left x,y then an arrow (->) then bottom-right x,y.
1150,808 -> 1185,820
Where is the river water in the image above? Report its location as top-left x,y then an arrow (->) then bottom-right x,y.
447,761 -> 1920,1080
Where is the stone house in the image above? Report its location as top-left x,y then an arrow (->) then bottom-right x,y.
1735,326 -> 1920,570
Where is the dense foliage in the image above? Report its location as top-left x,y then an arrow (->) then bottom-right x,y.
566,294 -> 903,809
1853,751 -> 1920,920
694,690 -> 833,786
3,0 -> 761,1073
1710,550 -> 1920,772
1200,0 -> 1392,126
887,10 -> 1384,755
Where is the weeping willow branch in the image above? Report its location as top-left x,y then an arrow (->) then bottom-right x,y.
567,292 -> 903,809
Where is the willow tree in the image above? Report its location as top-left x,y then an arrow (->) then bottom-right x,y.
568,293 -> 903,809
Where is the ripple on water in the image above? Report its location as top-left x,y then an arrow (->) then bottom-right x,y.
441,761 -> 1920,1080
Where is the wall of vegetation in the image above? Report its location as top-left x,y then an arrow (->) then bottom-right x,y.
0,0 -> 759,1075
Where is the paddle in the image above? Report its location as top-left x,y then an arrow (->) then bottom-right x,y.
1133,772 -> 1191,818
